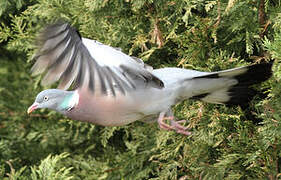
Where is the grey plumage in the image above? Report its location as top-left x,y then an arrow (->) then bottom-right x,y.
32,22 -> 164,96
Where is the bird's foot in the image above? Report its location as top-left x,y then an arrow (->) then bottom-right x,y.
157,112 -> 191,135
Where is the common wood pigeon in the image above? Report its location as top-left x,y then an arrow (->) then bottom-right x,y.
27,22 -> 273,135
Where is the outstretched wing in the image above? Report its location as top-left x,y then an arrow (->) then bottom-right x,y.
31,22 -> 164,96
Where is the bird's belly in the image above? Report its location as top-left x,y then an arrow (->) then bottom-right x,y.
68,111 -> 141,126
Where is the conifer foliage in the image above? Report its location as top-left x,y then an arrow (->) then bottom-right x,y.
0,0 -> 281,179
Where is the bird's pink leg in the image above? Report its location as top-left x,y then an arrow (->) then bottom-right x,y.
157,111 -> 191,135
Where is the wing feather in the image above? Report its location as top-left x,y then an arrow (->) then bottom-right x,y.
31,22 -> 164,96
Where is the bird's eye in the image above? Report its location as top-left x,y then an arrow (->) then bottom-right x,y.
43,96 -> 49,101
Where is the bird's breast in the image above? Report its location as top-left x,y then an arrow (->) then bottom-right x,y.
65,90 -> 143,126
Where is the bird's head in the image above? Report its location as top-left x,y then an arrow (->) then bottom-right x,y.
27,89 -> 79,114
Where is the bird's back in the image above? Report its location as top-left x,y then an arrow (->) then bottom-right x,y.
152,67 -> 208,85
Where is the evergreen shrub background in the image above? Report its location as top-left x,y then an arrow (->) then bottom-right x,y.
1,0 -> 281,179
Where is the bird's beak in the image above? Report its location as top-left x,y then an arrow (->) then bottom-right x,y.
27,102 -> 39,114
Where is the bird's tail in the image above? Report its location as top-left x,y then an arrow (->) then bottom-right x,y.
185,62 -> 273,105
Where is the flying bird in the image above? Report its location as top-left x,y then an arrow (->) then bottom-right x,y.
27,22 -> 273,135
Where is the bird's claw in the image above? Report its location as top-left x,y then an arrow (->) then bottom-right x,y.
158,116 -> 191,136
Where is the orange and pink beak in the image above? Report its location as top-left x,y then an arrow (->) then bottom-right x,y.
27,102 -> 39,114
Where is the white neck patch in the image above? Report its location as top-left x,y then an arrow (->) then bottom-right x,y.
69,90 -> 79,109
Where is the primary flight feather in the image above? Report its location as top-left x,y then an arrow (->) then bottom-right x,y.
28,22 -> 273,135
